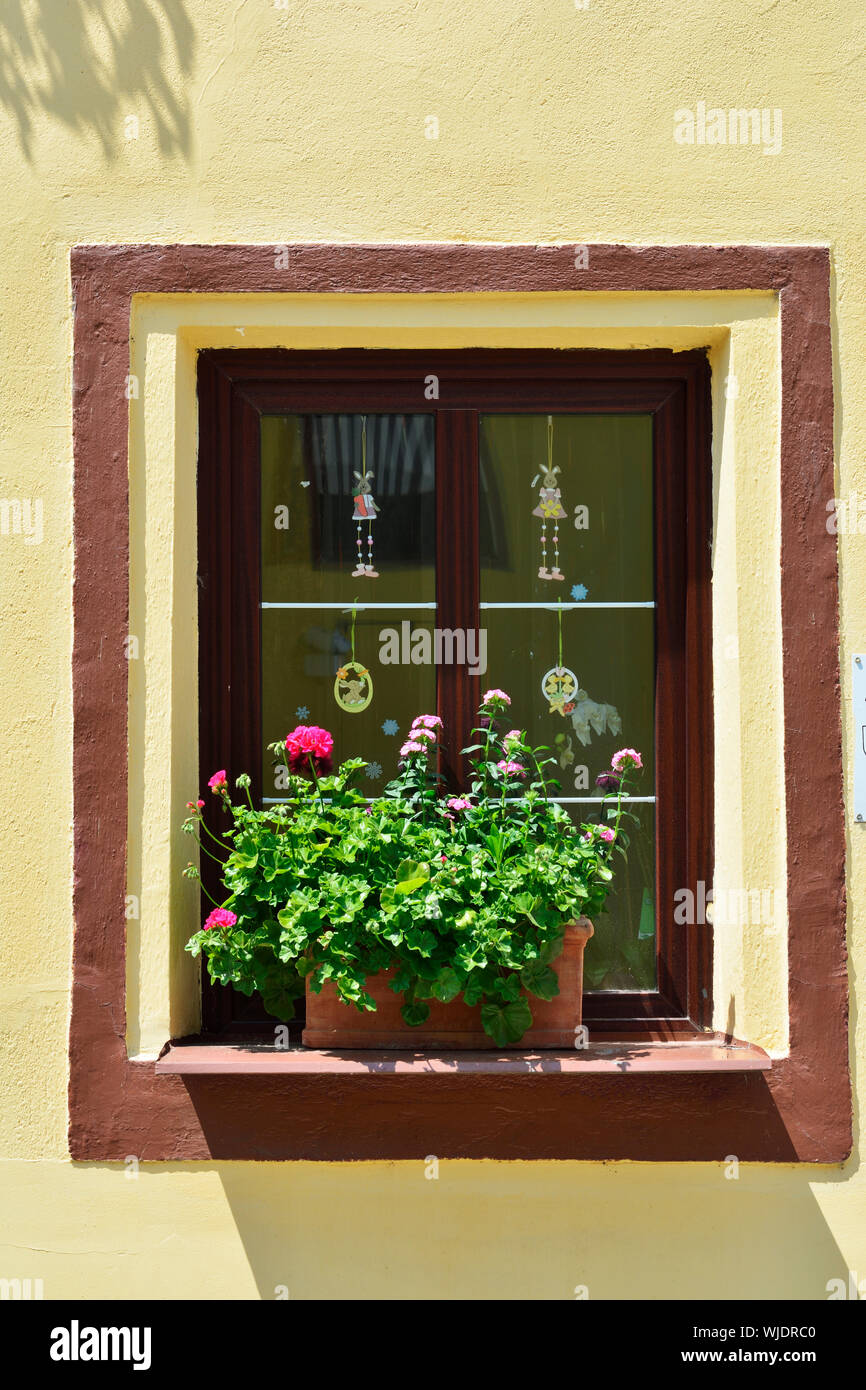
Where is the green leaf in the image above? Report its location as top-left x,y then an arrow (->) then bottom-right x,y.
491,972 -> 522,1003
520,959 -> 560,1001
389,963 -> 415,992
454,909 -> 477,931
513,892 -> 537,917
232,839 -> 260,869
429,966 -> 462,1003
400,1000 -> 431,1027
394,859 -> 431,895
261,983 -> 298,1022
527,901 -> 560,929
404,925 -> 437,957
379,883 -> 400,912
480,997 -> 533,1047
539,931 -> 565,965
463,975 -> 486,1007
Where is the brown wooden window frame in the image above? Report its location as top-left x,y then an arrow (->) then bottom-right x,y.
197,346 -> 713,1041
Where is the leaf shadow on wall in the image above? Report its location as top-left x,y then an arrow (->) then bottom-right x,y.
0,0 -> 195,160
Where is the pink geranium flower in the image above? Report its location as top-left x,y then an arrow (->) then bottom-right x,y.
446,796 -> 473,812
611,748 -> 643,772
496,758 -> 526,778
582,825 -> 616,844
286,725 -> 333,759
203,907 -> 237,931
285,724 -> 334,775
186,799 -> 205,810
207,770 -> 227,793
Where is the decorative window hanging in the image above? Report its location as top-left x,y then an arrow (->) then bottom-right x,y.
351,414 -> 379,578
541,601 -> 579,715
542,601 -> 622,747
334,602 -> 373,713
532,414 -> 566,582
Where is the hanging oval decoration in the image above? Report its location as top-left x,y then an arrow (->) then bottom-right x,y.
334,661 -> 373,714
334,602 -> 373,714
541,664 -> 578,717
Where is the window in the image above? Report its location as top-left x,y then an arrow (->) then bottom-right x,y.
197,348 -> 713,1039
68,242 -> 846,1162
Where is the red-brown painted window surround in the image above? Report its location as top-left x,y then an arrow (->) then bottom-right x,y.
69,243 -> 848,1162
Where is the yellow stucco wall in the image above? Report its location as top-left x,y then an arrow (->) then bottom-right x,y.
0,0 -> 864,1299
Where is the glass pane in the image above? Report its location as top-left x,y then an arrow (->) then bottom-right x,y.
479,413 -> 656,992
478,606 -> 655,782
261,608 -> 436,794
260,413 -> 436,791
480,413 -> 653,603
571,803 -> 656,992
261,413 -> 435,605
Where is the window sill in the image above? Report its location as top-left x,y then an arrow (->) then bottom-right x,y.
156,1036 -> 771,1076
148,1034 -> 783,1158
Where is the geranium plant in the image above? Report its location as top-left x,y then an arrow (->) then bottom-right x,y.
183,690 -> 642,1045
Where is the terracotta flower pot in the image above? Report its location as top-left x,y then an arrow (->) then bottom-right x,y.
302,918 -> 593,1049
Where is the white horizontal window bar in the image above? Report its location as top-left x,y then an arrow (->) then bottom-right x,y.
261,601 -> 437,610
479,601 -> 655,610
260,601 -> 653,611
549,796 -> 656,804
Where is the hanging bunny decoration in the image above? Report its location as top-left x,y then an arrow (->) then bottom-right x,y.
531,415 -> 566,581
351,415 -> 379,578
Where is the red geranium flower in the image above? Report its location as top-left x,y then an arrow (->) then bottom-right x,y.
285,724 -> 334,775
204,907 -> 237,931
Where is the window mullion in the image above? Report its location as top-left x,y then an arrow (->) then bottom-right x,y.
435,408 -> 479,790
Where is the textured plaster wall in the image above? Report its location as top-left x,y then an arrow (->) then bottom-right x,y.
0,0 -> 863,1299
